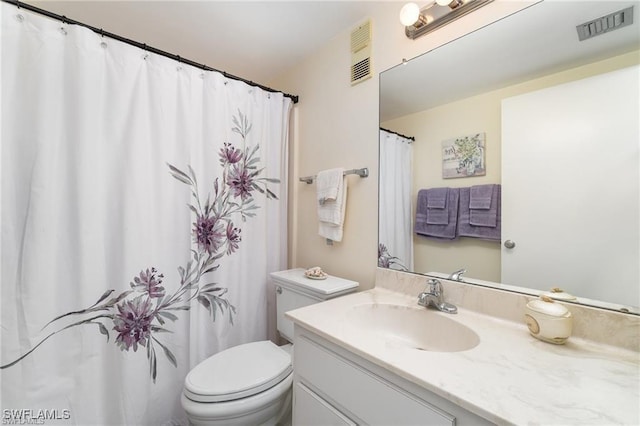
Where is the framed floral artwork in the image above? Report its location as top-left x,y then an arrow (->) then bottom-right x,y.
442,132 -> 486,179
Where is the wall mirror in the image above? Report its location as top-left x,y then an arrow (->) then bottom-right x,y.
379,1 -> 640,314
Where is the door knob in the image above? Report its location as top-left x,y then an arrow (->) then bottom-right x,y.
504,240 -> 516,249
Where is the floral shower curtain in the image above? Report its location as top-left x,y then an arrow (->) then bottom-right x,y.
378,129 -> 413,272
1,4 -> 291,425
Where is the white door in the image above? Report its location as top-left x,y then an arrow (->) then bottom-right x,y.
501,65 -> 639,306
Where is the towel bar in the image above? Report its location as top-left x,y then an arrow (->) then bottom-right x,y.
299,168 -> 369,184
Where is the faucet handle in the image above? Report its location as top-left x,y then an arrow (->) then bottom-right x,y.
448,268 -> 466,281
427,278 -> 442,294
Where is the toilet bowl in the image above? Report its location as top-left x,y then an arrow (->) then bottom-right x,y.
181,341 -> 293,426
181,268 -> 358,425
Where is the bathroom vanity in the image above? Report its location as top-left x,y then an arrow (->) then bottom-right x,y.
293,327 -> 490,425
286,270 -> 640,425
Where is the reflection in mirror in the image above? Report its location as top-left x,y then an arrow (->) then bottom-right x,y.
378,128 -> 414,272
379,1 -> 640,314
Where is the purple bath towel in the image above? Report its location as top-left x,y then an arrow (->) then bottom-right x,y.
415,190 -> 430,225
416,189 -> 448,225
469,184 -> 494,209
426,187 -> 448,208
458,187 -> 501,241
470,184 -> 499,227
416,188 -> 459,240
424,187 -> 449,225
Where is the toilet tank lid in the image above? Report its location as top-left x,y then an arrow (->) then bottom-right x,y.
184,341 -> 292,403
270,268 -> 359,297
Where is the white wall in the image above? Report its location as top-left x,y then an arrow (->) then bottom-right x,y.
270,1 -> 535,289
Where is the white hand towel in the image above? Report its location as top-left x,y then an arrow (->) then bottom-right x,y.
316,168 -> 347,241
316,168 -> 344,206
319,181 -> 347,242
316,168 -> 345,225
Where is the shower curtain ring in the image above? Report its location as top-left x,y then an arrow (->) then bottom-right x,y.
99,29 -> 108,48
59,16 -> 69,35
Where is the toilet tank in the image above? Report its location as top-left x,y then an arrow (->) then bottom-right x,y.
270,268 -> 358,342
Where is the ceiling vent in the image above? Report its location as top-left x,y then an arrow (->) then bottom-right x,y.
576,6 -> 634,41
350,20 -> 372,85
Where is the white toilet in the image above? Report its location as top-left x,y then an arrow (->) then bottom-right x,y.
181,268 -> 358,425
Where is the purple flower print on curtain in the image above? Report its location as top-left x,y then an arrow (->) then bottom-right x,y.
113,297 -> 154,352
130,268 -> 166,299
227,165 -> 255,200
0,111 -> 279,382
194,215 -> 226,254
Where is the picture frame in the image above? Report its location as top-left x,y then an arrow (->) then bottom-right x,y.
442,132 -> 486,179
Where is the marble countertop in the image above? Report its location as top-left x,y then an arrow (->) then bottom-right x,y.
286,287 -> 640,425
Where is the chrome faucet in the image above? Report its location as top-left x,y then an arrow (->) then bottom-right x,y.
417,278 -> 457,314
448,268 -> 466,281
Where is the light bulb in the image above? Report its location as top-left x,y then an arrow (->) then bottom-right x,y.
399,3 -> 421,26
435,0 -> 452,6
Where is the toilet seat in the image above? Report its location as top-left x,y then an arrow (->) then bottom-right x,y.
184,341 -> 292,403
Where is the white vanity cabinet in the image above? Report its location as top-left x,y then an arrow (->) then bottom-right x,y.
292,327 -> 493,426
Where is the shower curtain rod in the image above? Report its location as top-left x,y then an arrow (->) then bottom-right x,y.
4,0 -> 299,104
380,127 -> 415,141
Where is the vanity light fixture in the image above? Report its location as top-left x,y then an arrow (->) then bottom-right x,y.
400,0 -> 494,39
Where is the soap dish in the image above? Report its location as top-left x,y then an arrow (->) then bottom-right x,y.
525,295 -> 573,345
305,275 -> 327,280
304,266 -> 327,280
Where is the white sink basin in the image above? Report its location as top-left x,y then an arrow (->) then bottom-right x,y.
344,303 -> 480,352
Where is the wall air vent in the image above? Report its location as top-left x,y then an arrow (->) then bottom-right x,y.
350,20 -> 372,85
576,6 -> 634,41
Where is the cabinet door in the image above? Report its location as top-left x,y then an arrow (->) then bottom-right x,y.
296,335 -> 455,426
294,382 -> 356,426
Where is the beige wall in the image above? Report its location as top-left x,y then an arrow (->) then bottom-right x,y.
381,50 -> 640,282
270,1 -> 535,289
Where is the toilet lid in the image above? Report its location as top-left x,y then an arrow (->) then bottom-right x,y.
184,340 -> 292,403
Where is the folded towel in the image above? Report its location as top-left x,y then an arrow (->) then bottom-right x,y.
469,184 -> 495,209
316,168 -> 344,225
426,188 -> 449,225
316,167 -> 344,205
470,184 -> 499,227
458,187 -> 501,241
415,189 -> 450,225
415,188 -> 459,240
318,179 -> 348,242
426,187 -> 448,208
